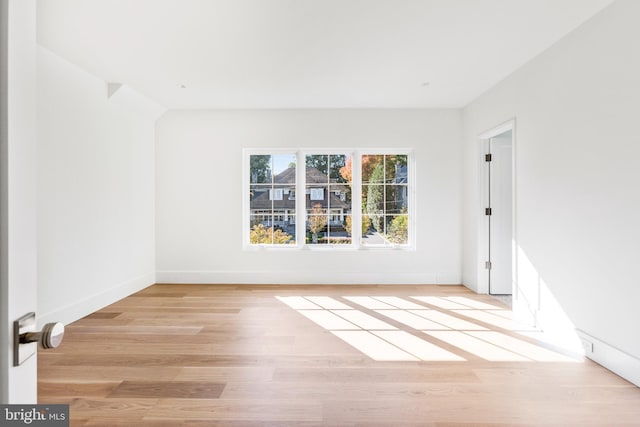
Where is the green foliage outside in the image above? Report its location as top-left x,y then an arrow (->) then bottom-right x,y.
365,162 -> 384,231
344,215 -> 371,236
250,224 -> 293,244
308,204 -> 327,244
318,237 -> 351,244
361,215 -> 372,235
250,155 -> 271,183
306,155 -> 347,182
387,215 -> 408,244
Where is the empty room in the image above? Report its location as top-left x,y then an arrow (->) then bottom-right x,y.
2,0 -> 640,425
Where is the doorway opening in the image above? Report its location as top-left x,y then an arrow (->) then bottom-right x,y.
479,121 -> 515,297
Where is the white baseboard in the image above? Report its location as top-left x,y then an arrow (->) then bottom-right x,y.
155,270 -> 461,285
576,329 -> 640,387
38,272 -> 155,327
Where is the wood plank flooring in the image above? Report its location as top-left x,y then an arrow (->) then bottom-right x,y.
38,284 -> 640,426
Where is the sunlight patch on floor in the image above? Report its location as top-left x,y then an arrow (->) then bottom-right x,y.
331,310 -> 397,330
372,331 -> 466,361
369,296 -> 426,309
443,296 -> 503,310
297,310 -> 359,330
342,296 -> 396,310
374,310 -> 449,330
410,296 -> 471,310
425,331 -> 529,361
276,295 -> 581,363
331,331 -> 418,361
303,296 -> 352,310
452,309 -> 537,331
409,310 -> 487,330
465,331 -> 578,362
276,296 -> 322,310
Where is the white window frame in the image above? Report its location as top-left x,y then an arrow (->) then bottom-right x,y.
243,148 -> 415,250
358,150 -> 414,250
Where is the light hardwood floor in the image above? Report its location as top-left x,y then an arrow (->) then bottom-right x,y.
38,284 -> 640,426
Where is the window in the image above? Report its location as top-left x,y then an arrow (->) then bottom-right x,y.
248,153 -> 296,245
245,150 -> 412,249
361,154 -> 409,246
305,154 -> 351,245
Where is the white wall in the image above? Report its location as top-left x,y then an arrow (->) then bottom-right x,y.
462,0 -> 640,384
156,109 -> 462,285
37,47 -> 165,326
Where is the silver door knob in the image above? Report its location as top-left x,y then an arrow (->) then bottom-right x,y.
20,322 -> 65,349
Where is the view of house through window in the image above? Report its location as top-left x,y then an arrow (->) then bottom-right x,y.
247,151 -> 411,248
305,154 -> 351,244
249,153 -> 297,245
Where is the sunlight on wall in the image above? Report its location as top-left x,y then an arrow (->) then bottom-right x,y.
515,246 -> 584,355
276,295 -> 581,363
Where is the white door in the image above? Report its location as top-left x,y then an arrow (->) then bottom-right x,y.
488,131 -> 513,295
1,0 -> 38,404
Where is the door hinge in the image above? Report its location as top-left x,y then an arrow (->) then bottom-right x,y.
485,207 -> 492,216
485,153 -> 492,162
485,261 -> 492,270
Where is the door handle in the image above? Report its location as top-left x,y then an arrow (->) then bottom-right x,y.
13,312 -> 65,366
20,322 -> 65,349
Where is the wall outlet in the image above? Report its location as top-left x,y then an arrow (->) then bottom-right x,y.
580,337 -> 594,354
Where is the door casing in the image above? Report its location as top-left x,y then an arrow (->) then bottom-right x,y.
477,119 -> 517,296
487,131 -> 513,295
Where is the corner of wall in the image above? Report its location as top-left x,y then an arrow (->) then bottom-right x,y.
108,84 -> 166,121
38,272 -> 155,327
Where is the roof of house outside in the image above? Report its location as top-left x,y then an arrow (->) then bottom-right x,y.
250,190 -> 350,211
250,167 -> 351,211
272,167 -> 350,186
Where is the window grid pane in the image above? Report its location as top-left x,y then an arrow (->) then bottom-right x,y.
249,154 -> 296,245
304,154 -> 353,246
361,154 -> 409,246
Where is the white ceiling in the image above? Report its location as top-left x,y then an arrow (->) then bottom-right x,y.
37,0 -> 613,109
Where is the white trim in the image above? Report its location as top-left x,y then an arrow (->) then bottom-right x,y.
295,150 -> 305,245
511,120 -> 519,301
359,148 -> 414,156
242,148 -> 250,248
577,329 -> 640,387
477,137 -> 490,294
156,270 -> 461,285
352,151 -> 363,249
407,149 -> 417,249
476,119 -> 516,295
37,272 -> 155,327
479,119 -> 516,140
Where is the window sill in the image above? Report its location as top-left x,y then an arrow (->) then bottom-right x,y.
244,244 -> 414,251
